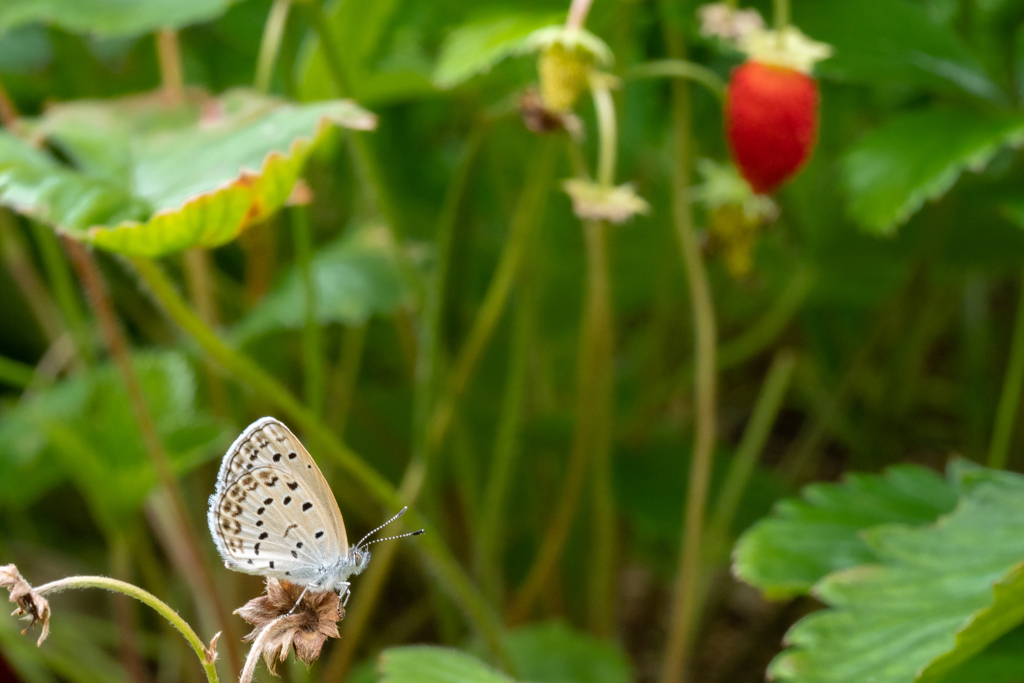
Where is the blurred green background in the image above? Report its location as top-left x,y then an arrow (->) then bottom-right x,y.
4,1 -> 1024,682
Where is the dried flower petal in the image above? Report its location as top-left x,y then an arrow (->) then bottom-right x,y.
236,578 -> 342,682
0,565 -> 51,646
562,179 -> 650,224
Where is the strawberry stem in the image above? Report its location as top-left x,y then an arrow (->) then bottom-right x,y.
774,0 -> 790,31
590,74 -> 618,188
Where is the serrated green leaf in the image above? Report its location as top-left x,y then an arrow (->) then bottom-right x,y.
296,0 -> 435,106
843,108 -> 1024,235
769,469 -> 1024,683
0,351 -> 226,532
378,646 -> 516,683
733,465 -> 957,598
505,622 -> 631,683
233,225 -> 408,341
432,13 -> 561,89
0,0 -> 240,37
0,88 -> 375,256
795,0 -> 1000,100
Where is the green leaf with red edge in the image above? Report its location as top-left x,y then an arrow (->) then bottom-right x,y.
842,108 -> 1024,235
0,88 -> 375,256
768,467 -> 1024,683
0,0 -> 241,37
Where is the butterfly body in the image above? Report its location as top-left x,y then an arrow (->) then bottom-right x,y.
207,417 -> 367,599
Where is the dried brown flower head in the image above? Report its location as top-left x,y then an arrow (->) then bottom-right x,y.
236,578 -> 342,682
519,89 -> 583,139
0,564 -> 51,646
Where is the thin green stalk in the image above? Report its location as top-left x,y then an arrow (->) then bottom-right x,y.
584,221 -> 615,637
291,205 -> 324,417
625,60 -> 727,101
67,242 -> 242,677
302,1 -> 398,234
508,220 -> 614,627
706,350 -> 796,560
155,30 -> 184,103
0,211 -> 64,345
590,77 -> 617,188
988,271 -> 1024,469
327,323 -> 366,436
0,355 -> 33,387
254,0 -> 291,93
322,126 -> 498,682
428,138 -> 558,449
182,248 -> 229,418
30,221 -> 95,364
566,0 -> 595,29
774,0 -> 791,31
35,576 -> 219,683
660,9 -> 718,683
475,249 -> 538,603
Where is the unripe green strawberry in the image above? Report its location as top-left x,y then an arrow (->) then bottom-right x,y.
725,60 -> 819,194
538,43 -> 594,113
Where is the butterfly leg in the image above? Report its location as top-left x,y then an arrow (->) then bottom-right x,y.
286,586 -> 310,616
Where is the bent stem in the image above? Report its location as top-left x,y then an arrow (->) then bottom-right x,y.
291,205 -> 324,417
428,138 -> 558,449
35,575 -> 219,683
706,350 -> 796,560
659,11 -> 718,683
988,270 -> 1024,469
625,60 -> 727,101
475,283 -> 536,602
254,0 -> 291,93
66,241 -> 242,677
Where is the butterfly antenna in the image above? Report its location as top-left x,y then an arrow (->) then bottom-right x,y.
361,529 -> 425,547
355,506 -> 410,549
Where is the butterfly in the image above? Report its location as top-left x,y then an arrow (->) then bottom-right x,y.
207,417 -> 421,605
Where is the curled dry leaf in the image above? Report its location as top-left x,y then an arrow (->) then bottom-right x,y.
0,564 -> 51,646
236,578 -> 342,682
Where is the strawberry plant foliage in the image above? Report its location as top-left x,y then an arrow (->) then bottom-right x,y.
733,465 -> 958,598
843,108 -> 1024,235
0,89 -> 375,256
741,465 -> 1024,683
0,0 -> 241,36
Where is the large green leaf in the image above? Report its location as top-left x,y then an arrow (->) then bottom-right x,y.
432,13 -> 562,90
769,469 -> 1024,683
0,88 -> 375,256
296,0 -> 435,107
843,108 -> 1024,235
378,647 -> 515,683
795,0 -> 1000,100
504,622 -> 631,683
233,225 -> 409,341
733,464 -> 957,598
0,351 -> 225,532
0,0 -> 240,37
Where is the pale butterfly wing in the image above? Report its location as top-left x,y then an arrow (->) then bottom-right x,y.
207,417 -> 349,586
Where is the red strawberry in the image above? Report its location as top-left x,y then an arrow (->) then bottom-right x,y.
725,60 -> 819,194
